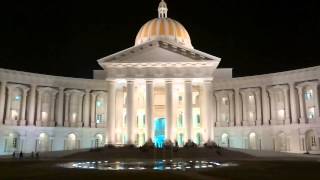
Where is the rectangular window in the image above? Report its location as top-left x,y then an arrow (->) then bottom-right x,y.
178,112 -> 183,128
222,97 -> 228,105
197,114 -> 200,126
304,89 -> 313,100
307,107 -> 315,119
96,114 -> 103,124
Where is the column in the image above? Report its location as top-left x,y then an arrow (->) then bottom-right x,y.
27,84 -> 36,126
64,93 -> 70,127
49,92 -> 56,126
19,89 -> 28,125
201,81 -> 212,142
126,81 -> 134,144
83,89 -> 91,127
56,87 -> 64,126
254,89 -> 262,125
297,87 -> 306,123
261,85 -> 270,125
90,93 -> 97,128
184,80 -> 193,142
289,83 -> 298,124
77,94 -> 84,127
215,93 -> 220,127
35,91 -> 42,126
107,81 -> 116,144
5,87 -> 12,124
240,91 -> 247,124
165,80 -> 173,141
0,81 -> 7,124
283,86 -> 291,124
234,88 -> 242,126
228,91 -> 235,126
146,80 -> 153,141
269,91 -> 276,123
312,83 -> 320,119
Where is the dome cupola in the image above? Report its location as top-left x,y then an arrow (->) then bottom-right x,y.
135,0 -> 193,49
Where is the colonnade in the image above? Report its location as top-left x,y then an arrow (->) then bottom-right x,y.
124,79 -> 213,144
0,81 -> 107,129
214,81 -> 320,127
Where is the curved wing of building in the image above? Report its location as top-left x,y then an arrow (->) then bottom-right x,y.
0,0 -> 319,155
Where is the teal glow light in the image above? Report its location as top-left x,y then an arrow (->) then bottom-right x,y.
154,118 -> 166,148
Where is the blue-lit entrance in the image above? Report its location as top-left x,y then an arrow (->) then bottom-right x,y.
154,118 -> 166,148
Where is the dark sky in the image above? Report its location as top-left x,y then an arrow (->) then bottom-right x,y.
0,0 -> 319,78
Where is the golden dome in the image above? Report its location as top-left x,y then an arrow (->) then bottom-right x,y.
134,1 -> 193,49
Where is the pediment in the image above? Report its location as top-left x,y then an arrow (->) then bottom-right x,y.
97,40 -> 220,66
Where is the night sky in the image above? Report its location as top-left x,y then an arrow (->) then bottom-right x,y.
1,0 -> 319,78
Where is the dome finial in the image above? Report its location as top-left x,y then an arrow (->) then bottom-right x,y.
158,0 -> 168,18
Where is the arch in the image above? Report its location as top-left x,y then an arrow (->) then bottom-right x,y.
93,133 -> 104,148
5,132 -> 20,152
305,129 -> 319,152
221,133 -> 230,147
275,131 -> 287,152
248,132 -> 257,150
37,133 -> 50,152
65,133 -> 78,150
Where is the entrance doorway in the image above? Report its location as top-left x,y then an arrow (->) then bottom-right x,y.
154,117 -> 166,148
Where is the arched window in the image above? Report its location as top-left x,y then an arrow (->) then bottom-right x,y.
94,134 -> 104,148
221,133 -> 229,147
37,133 -> 50,152
248,132 -> 257,150
65,133 -> 78,150
5,133 -> 20,152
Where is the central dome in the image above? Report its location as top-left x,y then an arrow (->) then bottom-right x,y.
135,0 -> 193,49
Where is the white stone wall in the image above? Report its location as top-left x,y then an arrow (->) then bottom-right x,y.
0,66 -> 320,154
212,66 -> 320,154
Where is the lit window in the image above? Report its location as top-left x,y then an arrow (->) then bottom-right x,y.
222,97 -> 228,105
197,114 -> 200,126
221,113 -> 228,122
304,89 -> 313,100
13,138 -> 17,148
15,96 -> 21,101
249,112 -> 254,120
72,113 -> 77,122
178,112 -> 183,128
41,112 -> 48,121
96,101 -> 102,107
249,95 -> 254,102
96,114 -> 103,124
307,107 -> 315,119
311,136 -> 316,146
278,109 -> 285,119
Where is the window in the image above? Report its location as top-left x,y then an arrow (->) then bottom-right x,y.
249,95 -> 254,102
178,96 -> 183,102
249,112 -> 254,120
311,136 -> 316,146
96,101 -> 102,107
222,97 -> 228,105
304,89 -> 313,100
278,109 -> 285,119
96,114 -> 103,124
307,107 -> 315,119
13,138 -> 17,148
178,112 -> 183,128
15,96 -> 21,101
197,114 -> 200,126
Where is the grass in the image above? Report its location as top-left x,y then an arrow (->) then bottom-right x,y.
0,159 -> 319,179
